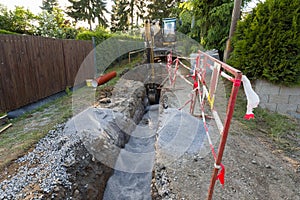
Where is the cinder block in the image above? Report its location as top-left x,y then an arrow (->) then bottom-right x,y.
269,95 -> 289,104
254,80 -> 263,92
254,79 -> 280,95
279,86 -> 300,95
297,105 -> 300,113
259,103 -> 277,112
258,94 -> 269,103
277,104 -> 298,114
289,95 -> 300,104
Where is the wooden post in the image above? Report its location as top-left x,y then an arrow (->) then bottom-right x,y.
223,0 -> 242,62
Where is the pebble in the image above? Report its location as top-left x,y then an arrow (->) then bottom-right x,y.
265,165 -> 271,169
0,123 -> 78,199
251,160 -> 257,164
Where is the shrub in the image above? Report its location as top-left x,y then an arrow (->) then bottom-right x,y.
0,29 -> 18,34
76,29 -> 112,45
228,0 -> 300,86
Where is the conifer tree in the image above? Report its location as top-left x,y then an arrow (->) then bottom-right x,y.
110,0 -> 129,32
67,0 -> 108,30
228,0 -> 300,85
147,0 -> 180,20
40,0 -> 58,13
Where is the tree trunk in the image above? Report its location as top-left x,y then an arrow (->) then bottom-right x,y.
223,0 -> 242,62
88,19 -> 92,30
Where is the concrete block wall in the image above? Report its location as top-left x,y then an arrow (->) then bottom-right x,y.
254,79 -> 300,119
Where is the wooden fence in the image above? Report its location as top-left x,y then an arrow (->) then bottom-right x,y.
0,34 -> 94,112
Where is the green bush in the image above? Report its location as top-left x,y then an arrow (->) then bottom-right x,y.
76,28 -> 144,74
0,29 -> 18,34
76,29 -> 112,45
228,0 -> 300,86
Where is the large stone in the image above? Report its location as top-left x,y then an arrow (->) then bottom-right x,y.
62,78 -> 148,199
108,79 -> 146,123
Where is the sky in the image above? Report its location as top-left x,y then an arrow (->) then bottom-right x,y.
0,0 -> 261,28
0,0 -> 113,28
0,0 -> 261,14
0,0 -> 113,14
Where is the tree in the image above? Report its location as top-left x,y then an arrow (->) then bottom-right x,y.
67,0 -> 108,30
94,0 -> 109,27
110,0 -> 146,32
128,0 -> 146,28
35,7 -> 78,39
110,0 -> 130,32
147,0 -> 180,20
228,0 -> 300,85
223,0 -> 242,61
6,6 -> 36,34
179,0 -> 251,59
0,4 -> 12,31
40,0 -> 58,13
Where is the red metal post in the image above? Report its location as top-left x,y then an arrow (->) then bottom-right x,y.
206,71 -> 242,200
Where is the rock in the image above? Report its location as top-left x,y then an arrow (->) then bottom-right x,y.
99,97 -> 111,104
265,165 -> 271,169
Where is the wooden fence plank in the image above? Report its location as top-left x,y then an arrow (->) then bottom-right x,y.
0,35 -> 93,112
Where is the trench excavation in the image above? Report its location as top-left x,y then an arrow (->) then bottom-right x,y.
103,104 -> 159,199
66,63 -> 169,199
70,63 -> 207,199
101,64 -> 164,199
0,62 -> 206,199
98,63 -> 206,199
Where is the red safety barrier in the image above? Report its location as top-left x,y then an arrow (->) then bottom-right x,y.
166,50 -> 244,200
92,71 -> 117,87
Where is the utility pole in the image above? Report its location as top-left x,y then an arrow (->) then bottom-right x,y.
223,0 -> 242,62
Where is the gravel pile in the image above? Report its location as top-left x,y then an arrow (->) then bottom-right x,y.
0,123 -> 78,199
0,77 -> 149,200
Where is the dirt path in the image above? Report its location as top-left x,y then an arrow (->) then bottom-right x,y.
153,69 -> 300,200
157,119 -> 300,199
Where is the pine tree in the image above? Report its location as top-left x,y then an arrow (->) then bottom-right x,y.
147,0 -> 180,20
110,0 -> 130,32
128,0 -> 146,28
67,0 -> 108,30
94,0 -> 108,27
40,0 -> 58,13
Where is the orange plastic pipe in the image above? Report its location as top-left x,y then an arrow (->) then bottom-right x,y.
92,71 -> 117,87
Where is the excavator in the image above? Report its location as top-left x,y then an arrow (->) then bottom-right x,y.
144,18 -> 177,104
144,18 -> 177,63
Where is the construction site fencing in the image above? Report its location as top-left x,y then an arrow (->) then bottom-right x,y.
166,50 -> 243,200
0,34 -> 94,113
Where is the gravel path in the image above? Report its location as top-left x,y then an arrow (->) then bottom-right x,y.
0,123 -> 77,199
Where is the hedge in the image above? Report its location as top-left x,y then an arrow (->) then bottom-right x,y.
0,29 -> 18,35
228,0 -> 300,86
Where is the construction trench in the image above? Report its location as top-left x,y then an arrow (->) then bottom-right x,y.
1,52 -> 300,200
0,60 -> 208,199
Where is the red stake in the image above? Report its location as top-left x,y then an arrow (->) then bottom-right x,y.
207,72 -> 242,200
